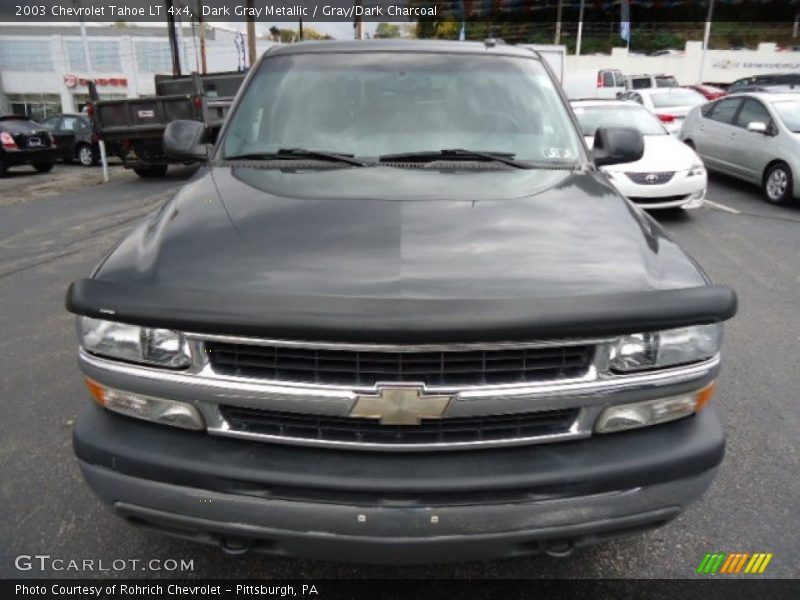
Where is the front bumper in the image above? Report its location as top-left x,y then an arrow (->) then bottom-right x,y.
74,403 -> 725,563
606,170 -> 706,210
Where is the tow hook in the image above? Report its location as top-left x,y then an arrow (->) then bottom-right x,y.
545,540 -> 575,558
219,537 -> 253,555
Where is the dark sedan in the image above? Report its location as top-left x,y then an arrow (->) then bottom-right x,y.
40,113 -> 100,166
0,115 -> 57,177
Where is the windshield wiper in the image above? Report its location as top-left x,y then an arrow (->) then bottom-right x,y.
225,148 -> 370,167
379,149 -> 534,169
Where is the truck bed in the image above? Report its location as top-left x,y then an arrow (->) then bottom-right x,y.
93,95 -> 200,141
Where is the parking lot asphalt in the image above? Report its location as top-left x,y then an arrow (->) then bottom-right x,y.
0,164 -> 798,579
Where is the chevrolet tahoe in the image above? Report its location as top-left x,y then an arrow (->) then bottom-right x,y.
66,40 -> 737,563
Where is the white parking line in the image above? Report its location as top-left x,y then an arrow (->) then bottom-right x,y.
704,200 -> 742,215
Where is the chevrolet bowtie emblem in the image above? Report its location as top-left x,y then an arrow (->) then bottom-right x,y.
350,386 -> 453,425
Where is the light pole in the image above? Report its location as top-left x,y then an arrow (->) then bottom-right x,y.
73,0 -> 108,182
576,0 -> 585,58
698,0 -> 715,84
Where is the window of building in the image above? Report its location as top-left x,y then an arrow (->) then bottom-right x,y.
0,39 -> 53,71
135,39 -> 193,74
135,40 -> 173,73
65,40 -> 122,73
7,94 -> 62,121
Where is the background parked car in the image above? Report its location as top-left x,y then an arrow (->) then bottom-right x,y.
39,114 -> 99,166
683,84 -> 727,100
563,68 -> 624,99
0,115 -> 56,177
572,99 -> 706,210
727,73 -> 800,94
623,73 -> 679,91
619,88 -> 707,134
679,91 -> 800,205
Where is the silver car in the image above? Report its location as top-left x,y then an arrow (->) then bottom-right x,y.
679,92 -> 800,205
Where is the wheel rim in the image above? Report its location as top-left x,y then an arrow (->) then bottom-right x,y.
767,168 -> 788,200
79,147 -> 93,166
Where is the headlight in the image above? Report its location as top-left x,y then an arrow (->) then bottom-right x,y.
687,162 -> 706,177
77,316 -> 190,368
609,324 -> 722,372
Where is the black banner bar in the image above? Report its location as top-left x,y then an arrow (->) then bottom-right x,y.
3,0 -> 800,23
3,579 -> 800,600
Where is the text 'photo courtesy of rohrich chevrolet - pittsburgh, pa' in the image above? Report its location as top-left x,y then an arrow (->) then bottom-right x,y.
1,1 -> 798,599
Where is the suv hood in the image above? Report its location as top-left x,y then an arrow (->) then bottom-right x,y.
94,164 -> 708,301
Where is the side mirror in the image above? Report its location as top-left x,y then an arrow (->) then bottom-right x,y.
163,120 -> 210,161
747,121 -> 768,134
592,126 -> 645,167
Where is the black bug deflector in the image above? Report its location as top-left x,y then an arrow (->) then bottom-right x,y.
66,278 -> 737,343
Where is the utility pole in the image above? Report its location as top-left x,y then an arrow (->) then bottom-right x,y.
197,0 -> 207,74
299,18 -> 304,40
165,0 -> 182,76
246,0 -> 257,67
698,0 -> 715,84
354,1 -> 363,40
554,0 -> 563,45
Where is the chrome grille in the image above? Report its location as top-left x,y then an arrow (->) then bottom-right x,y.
205,342 -> 595,387
625,171 -> 675,185
220,405 -> 580,446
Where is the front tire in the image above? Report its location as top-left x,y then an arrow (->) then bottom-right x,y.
764,162 -> 794,205
77,144 -> 95,167
133,165 -> 168,178
33,162 -> 54,173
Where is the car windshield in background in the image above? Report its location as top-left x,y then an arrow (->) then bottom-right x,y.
573,105 -> 667,137
0,119 -> 40,134
771,99 -> 800,132
656,77 -> 679,88
221,52 -> 581,165
650,90 -> 707,108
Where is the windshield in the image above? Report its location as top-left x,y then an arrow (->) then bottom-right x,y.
771,99 -> 800,132
649,89 -> 707,108
221,52 -> 582,164
573,104 -> 667,136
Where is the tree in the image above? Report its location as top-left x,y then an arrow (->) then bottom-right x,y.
415,21 -> 461,40
302,27 -> 333,40
374,23 -> 401,39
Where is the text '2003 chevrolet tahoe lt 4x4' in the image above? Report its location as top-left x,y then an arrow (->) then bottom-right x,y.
66,40 -> 737,563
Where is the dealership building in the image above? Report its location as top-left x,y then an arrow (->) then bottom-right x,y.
0,24 -> 274,118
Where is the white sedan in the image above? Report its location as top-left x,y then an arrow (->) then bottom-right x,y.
572,99 -> 707,210
618,88 -> 708,135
